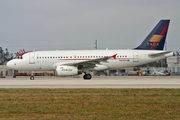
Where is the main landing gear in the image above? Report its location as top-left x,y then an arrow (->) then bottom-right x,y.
83,74 -> 92,80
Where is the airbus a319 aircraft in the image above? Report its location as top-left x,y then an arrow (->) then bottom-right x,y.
7,20 -> 173,80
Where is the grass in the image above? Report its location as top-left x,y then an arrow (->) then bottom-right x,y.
0,88 -> 180,119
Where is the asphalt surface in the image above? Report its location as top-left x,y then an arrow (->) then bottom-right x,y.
0,76 -> 180,88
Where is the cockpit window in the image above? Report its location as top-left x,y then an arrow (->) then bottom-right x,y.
15,56 -> 23,59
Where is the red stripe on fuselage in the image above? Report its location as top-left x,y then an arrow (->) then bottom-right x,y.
58,58 -> 133,61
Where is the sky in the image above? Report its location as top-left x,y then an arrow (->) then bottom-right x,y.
1,0 -> 180,54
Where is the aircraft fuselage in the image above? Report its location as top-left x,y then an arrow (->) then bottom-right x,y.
7,49 -> 173,71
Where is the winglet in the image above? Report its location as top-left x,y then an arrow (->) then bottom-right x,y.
112,54 -> 117,59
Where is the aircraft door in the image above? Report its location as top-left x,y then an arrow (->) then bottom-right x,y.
133,51 -> 139,62
29,53 -> 35,64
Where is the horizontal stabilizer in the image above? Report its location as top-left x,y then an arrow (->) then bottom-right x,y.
148,51 -> 173,57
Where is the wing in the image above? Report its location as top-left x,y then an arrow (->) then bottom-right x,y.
62,54 -> 117,67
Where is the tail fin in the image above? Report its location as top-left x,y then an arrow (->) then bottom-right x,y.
135,20 -> 170,50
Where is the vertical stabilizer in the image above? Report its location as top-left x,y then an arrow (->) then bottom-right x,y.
135,20 -> 170,50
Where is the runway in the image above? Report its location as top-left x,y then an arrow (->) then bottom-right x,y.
1,76 -> 180,88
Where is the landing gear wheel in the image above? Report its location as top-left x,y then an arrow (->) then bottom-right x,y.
83,74 -> 92,80
30,76 -> 34,80
86,74 -> 91,79
83,74 -> 87,79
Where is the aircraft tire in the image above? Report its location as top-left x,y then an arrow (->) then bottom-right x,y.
83,74 -> 87,79
86,74 -> 91,79
83,74 -> 91,80
30,76 -> 35,80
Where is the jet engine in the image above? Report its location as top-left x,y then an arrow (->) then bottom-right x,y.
56,66 -> 82,76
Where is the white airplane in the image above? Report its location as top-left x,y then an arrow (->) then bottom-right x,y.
7,20 -> 173,80
151,68 -> 168,76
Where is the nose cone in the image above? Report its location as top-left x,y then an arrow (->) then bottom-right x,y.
7,60 -> 14,68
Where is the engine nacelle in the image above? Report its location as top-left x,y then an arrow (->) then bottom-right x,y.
56,66 -> 80,76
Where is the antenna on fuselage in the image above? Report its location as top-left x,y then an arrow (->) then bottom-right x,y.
95,39 -> 97,50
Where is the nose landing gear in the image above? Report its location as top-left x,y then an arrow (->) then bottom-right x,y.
30,71 -> 35,80
30,76 -> 34,80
